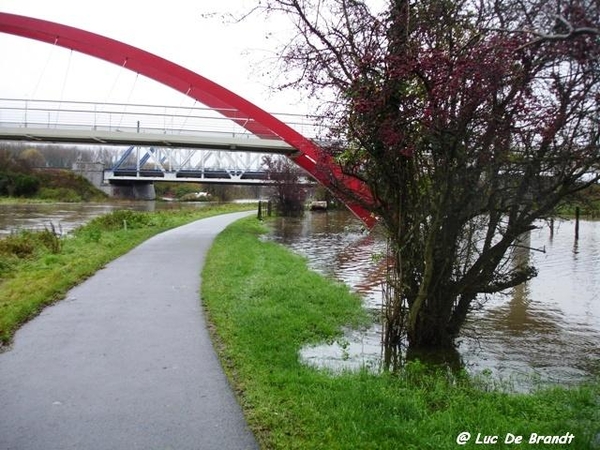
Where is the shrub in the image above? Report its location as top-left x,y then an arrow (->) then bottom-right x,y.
0,171 -> 41,197
0,233 -> 36,258
37,225 -> 62,254
13,173 -> 40,196
38,187 -> 82,202
0,227 -> 63,260
89,210 -> 154,231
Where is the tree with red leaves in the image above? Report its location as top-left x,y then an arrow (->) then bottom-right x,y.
254,0 -> 600,361
263,155 -> 308,217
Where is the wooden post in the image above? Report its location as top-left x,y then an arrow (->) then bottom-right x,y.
257,200 -> 263,221
549,217 -> 554,239
267,200 -> 272,217
575,207 -> 580,240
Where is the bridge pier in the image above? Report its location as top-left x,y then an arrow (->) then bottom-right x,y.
72,161 -> 105,188
72,161 -> 155,200
108,181 -> 156,200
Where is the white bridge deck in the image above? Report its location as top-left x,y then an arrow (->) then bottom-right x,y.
0,126 -> 295,154
0,98 -> 325,184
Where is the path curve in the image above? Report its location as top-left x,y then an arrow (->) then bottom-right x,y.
0,211 -> 258,450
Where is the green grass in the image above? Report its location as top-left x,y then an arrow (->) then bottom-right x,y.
0,203 -> 254,347
0,197 -> 55,205
558,184 -> 600,218
202,217 -> 600,450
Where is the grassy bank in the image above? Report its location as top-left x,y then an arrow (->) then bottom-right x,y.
558,184 -> 600,218
202,218 -> 599,450
0,168 -> 108,202
0,203 -> 254,347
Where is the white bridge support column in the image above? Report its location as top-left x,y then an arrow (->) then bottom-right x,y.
72,161 -> 105,188
73,161 -> 156,200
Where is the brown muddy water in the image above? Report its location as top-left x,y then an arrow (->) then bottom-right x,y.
267,210 -> 600,391
2,203 -> 598,390
0,201 -> 215,236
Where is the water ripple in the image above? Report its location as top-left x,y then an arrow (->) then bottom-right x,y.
269,212 -> 600,390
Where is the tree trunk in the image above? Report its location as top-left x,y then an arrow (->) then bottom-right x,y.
407,288 -> 456,350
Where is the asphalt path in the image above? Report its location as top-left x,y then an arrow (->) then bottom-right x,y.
0,211 -> 259,450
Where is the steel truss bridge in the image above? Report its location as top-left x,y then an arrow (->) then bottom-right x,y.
0,12 -> 375,227
0,98 -> 315,184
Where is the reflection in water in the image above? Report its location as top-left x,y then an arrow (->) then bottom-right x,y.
3,204 -> 598,389
270,212 -> 386,308
461,220 -> 600,389
268,211 -> 600,391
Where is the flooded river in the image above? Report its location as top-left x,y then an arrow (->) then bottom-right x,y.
2,202 -> 598,390
268,211 -> 600,391
0,201 -> 213,236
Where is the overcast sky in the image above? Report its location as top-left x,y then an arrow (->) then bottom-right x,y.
0,0 -> 309,115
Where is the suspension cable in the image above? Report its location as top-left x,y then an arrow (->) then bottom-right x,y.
176,86 -> 197,134
54,48 -> 73,127
30,36 -> 59,101
116,71 -> 138,129
101,58 -> 128,109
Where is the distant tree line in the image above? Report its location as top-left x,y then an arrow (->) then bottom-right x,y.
0,142 -> 118,169
0,143 -> 116,198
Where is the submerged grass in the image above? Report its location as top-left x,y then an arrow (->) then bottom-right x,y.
202,217 -> 600,450
0,203 -> 254,347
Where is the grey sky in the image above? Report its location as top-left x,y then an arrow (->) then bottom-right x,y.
0,0 -> 308,114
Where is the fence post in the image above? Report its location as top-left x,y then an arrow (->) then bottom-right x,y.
575,207 -> 580,241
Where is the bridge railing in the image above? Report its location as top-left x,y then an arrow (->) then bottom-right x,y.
0,98 -> 327,141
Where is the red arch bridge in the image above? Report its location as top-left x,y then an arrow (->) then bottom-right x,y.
0,12 -> 376,228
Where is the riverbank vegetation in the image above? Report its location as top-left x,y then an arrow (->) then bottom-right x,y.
263,156 -> 308,217
1,158 -> 107,202
1,143 -> 264,203
1,144 -> 108,201
252,0 -> 600,357
0,203 -> 253,347
202,218 -> 599,449
558,184 -> 600,218
154,181 -> 261,203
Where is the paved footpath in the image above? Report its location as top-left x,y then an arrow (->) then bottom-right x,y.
0,211 -> 259,450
